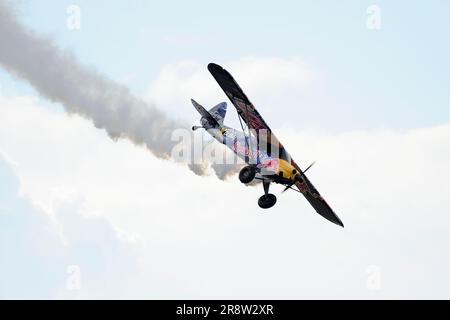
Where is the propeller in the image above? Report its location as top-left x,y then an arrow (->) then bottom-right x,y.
303,160 -> 316,173
282,179 -> 298,193
282,184 -> 301,193
282,161 -> 316,193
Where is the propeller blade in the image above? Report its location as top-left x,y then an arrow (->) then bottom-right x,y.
282,182 -> 294,193
282,183 -> 301,194
303,161 -> 316,173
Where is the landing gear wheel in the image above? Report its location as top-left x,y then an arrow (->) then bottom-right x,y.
239,166 -> 256,184
258,193 -> 277,209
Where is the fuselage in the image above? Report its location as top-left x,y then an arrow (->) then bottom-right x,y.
205,125 -> 298,183
192,98 -> 299,184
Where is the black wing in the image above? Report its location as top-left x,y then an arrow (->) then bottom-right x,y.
208,63 -> 290,161
293,161 -> 344,227
208,63 -> 272,132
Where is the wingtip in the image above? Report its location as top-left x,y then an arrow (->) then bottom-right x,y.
208,62 -> 222,72
336,219 -> 345,228
327,214 -> 344,228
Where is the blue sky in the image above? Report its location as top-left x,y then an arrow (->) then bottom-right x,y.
1,1 -> 450,299
1,0 -> 449,130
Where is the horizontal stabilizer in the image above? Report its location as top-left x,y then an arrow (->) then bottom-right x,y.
191,99 -> 220,128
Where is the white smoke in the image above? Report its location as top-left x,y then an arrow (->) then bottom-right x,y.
0,1 -> 232,177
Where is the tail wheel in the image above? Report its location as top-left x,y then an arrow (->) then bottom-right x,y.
239,166 -> 256,184
258,193 -> 277,209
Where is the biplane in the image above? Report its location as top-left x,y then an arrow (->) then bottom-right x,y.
191,63 -> 344,227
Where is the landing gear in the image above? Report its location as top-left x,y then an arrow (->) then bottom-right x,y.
258,179 -> 277,209
239,168 -> 278,209
239,165 -> 256,184
258,193 -> 277,209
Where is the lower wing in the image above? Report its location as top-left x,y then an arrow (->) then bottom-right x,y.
294,170 -> 344,228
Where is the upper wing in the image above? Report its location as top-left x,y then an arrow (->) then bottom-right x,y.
208,63 -> 271,133
292,160 -> 344,227
208,63 -> 289,160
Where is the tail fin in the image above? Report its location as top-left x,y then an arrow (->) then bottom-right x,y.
208,102 -> 227,125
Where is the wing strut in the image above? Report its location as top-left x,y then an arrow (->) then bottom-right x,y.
237,111 -> 250,163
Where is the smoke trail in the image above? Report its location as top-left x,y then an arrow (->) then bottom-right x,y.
0,1 -> 235,178
0,2 -> 178,158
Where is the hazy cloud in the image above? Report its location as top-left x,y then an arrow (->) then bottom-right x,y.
2,95 -> 450,298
